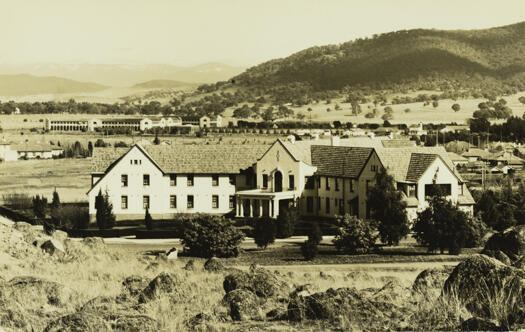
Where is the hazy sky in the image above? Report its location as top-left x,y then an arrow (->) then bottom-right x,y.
2,0 -> 525,67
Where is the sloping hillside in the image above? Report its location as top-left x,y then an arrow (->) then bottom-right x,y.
233,22 -> 525,91
0,74 -> 107,96
132,79 -> 197,89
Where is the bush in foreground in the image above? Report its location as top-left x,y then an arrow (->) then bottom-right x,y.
276,206 -> 299,238
333,214 -> 377,254
181,215 -> 244,258
254,218 -> 276,249
95,190 -> 115,230
301,239 -> 319,260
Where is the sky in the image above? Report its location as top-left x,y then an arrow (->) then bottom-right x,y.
1,0 -> 525,67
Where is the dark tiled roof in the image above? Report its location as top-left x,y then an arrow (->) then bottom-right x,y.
310,145 -> 374,178
405,153 -> 437,182
91,143 -> 270,174
381,140 -> 416,148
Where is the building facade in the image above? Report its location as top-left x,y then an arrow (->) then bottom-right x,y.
88,138 -> 475,222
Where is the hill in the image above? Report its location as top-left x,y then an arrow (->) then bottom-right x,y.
233,22 -> 525,92
0,74 -> 107,96
0,63 -> 246,87
132,79 -> 197,89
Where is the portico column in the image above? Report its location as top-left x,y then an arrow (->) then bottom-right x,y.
259,200 -> 263,217
270,200 -> 274,218
239,198 -> 244,217
249,199 -> 253,218
274,198 -> 279,218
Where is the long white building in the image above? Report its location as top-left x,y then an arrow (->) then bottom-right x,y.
88,138 -> 474,222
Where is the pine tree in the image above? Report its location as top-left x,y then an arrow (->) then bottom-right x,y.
145,208 -> 153,230
153,131 -> 160,145
368,169 -> 409,245
49,189 -> 61,230
95,190 -> 115,230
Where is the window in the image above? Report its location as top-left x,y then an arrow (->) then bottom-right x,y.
317,177 -> 321,189
212,195 -> 219,208
366,180 -> 370,195
339,199 -> 344,214
121,196 -> 128,209
143,174 -> 150,186
305,176 -> 314,190
229,195 -> 235,209
325,197 -> 330,213
212,175 -> 219,186
349,179 -> 354,192
170,174 -> 177,186
262,174 -> 268,188
317,197 -> 321,211
306,197 -> 314,213
170,195 -> 176,209
288,175 -> 295,190
121,174 -> 128,187
187,175 -> 194,187
335,178 -> 339,191
325,177 -> 330,190
229,175 -> 236,185
143,195 -> 150,209
425,184 -> 451,197
187,195 -> 194,209
371,164 -> 378,172
408,184 -> 417,197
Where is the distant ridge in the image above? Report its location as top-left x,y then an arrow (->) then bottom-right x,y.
233,21 -> 525,91
0,74 -> 107,96
132,79 -> 197,89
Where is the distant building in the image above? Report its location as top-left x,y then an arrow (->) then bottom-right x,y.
447,152 -> 469,167
0,143 -> 18,161
12,144 -> 64,159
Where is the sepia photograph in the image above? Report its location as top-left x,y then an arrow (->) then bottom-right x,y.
1,0 -> 525,330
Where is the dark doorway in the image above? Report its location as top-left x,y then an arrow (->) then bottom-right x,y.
274,171 -> 283,192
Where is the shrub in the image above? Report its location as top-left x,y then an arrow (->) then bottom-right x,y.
2,193 -> 32,210
145,208 -> 153,231
32,195 -> 47,219
413,195 -> 483,254
52,205 -> 90,230
276,206 -> 299,238
301,239 -> 318,260
254,218 -> 277,249
333,214 -> 377,254
181,215 -> 244,258
307,222 -> 323,245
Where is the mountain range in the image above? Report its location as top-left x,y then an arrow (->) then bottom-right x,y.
233,21 -> 525,91
0,74 -> 107,96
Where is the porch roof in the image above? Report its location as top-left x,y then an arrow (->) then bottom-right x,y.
236,189 -> 298,199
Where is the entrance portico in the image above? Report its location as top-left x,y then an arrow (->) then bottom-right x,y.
235,189 -> 297,218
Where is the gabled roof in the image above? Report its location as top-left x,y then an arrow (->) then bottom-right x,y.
447,152 -> 468,162
406,153 -> 437,182
91,143 -> 270,174
381,140 -> 416,148
311,146 -> 374,178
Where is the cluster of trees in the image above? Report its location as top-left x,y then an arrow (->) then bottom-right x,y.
473,99 -> 513,119
232,104 -> 294,121
32,190 -> 89,231
470,116 -> 525,142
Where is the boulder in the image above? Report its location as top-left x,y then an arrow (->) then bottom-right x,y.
371,280 -> 409,302
459,317 -> 505,331
138,272 -> 178,303
2,276 -> 69,306
13,221 -> 33,233
412,265 -> 455,298
82,237 -> 106,251
482,250 -> 512,265
483,226 -> 525,262
40,239 -> 66,257
43,312 -> 111,332
52,230 -> 68,242
204,257 -> 224,272
222,289 -> 262,321
287,287 -> 383,322
289,284 -> 318,298
167,247 -> 178,260
81,296 -> 118,313
443,254 -> 525,320
184,259 -> 196,271
223,267 -> 287,299
266,307 -> 288,321
122,275 -> 149,297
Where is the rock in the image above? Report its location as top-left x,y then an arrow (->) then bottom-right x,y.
109,314 -> 159,331
43,312 -> 111,332
13,221 -> 33,233
319,271 -> 335,281
80,296 -> 121,313
482,250 -> 512,265
443,254 -> 525,320
52,230 -> 68,242
287,287 -> 383,322
184,259 -> 196,271
223,267 -> 287,299
40,239 -> 66,257
204,257 -> 224,272
372,280 -> 409,302
82,237 -> 106,251
289,284 -> 318,298
122,275 -> 149,297
346,270 -> 374,281
138,272 -> 178,303
167,247 -> 178,260
222,289 -> 262,321
266,308 -> 287,321
2,276 -> 69,306
459,317 -> 505,331
186,312 -> 214,329
483,226 -> 525,262
0,309 -> 30,330
412,265 -> 455,298
513,256 -> 525,269
157,252 -> 168,262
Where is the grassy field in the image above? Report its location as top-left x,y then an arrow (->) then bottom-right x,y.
0,158 -> 91,202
